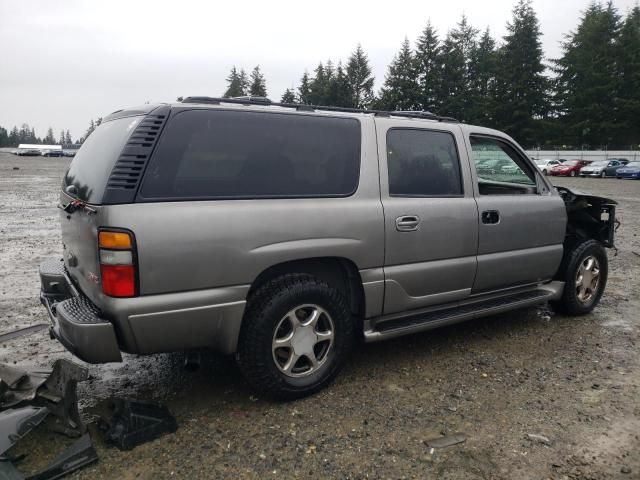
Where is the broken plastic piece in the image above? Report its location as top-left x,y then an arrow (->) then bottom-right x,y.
100,399 -> 177,451
424,433 -> 467,448
0,407 -> 48,456
26,433 -> 97,480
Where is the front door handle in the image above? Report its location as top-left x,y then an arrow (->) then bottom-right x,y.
481,210 -> 500,224
396,215 -> 420,232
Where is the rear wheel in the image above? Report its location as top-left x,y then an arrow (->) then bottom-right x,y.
570,171 -> 577,177
542,169 -> 548,175
553,239 -> 608,315
236,273 -> 353,400
601,171 -> 606,178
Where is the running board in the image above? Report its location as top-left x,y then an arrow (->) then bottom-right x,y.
364,285 -> 562,342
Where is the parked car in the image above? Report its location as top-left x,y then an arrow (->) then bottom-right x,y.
616,162 -> 640,179
579,159 -> 626,178
41,149 -> 64,157
39,98 -> 617,399
16,148 -> 42,156
62,150 -> 77,158
549,159 -> 591,177
534,158 -> 562,175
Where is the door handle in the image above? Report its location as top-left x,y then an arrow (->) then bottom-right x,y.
396,215 -> 420,232
481,210 -> 500,225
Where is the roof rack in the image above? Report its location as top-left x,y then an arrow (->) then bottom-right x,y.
179,96 -> 458,123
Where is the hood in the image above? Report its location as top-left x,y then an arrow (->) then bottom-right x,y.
618,166 -> 640,173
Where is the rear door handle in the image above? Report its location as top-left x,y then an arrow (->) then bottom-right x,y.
481,210 -> 500,225
396,215 -> 420,232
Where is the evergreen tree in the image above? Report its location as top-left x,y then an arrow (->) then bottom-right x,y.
224,66 -> 246,97
59,130 -> 65,145
9,126 -> 19,146
437,15 -> 478,121
30,127 -> 37,143
309,63 -> 329,105
84,119 -> 96,142
467,28 -> 498,126
0,127 -> 8,147
297,71 -> 312,104
415,20 -> 441,113
238,69 -> 249,95
326,62 -> 352,107
377,38 -> 420,111
249,65 -> 267,96
615,5 -> 640,145
281,88 -> 296,103
495,0 -> 548,146
346,44 -> 375,108
65,130 -> 72,145
44,127 -> 55,144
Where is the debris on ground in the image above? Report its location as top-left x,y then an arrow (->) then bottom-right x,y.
99,398 -> 178,451
0,360 -> 88,437
0,325 -> 48,344
0,407 -> 49,455
526,433 -> 552,445
28,433 -> 98,480
424,433 -> 467,448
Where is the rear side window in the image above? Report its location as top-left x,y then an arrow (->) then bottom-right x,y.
139,110 -> 361,200
387,129 -> 462,196
63,116 -> 142,203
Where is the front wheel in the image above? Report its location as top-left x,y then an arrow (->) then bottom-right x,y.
570,171 -> 577,177
601,171 -> 606,178
553,239 -> 608,315
236,273 -> 353,400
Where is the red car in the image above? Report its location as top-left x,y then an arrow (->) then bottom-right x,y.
549,160 -> 591,177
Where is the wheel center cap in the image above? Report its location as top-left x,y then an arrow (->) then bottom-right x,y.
291,325 -> 317,356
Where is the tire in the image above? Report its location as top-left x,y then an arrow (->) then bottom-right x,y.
542,169 -> 548,176
570,171 -> 577,177
600,171 -> 606,178
236,273 -> 353,400
553,239 -> 608,316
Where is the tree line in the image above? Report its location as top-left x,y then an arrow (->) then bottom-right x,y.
0,117 -> 106,148
220,0 -> 640,149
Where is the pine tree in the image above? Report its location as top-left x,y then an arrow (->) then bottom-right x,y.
59,130 -> 65,145
467,28 -> 498,126
615,6 -> 640,146
44,127 -> 55,144
297,72 -> 312,104
437,15 -> 479,121
65,130 -> 72,145
309,63 -> 329,105
9,126 -> 19,146
346,44 -> 375,108
495,0 -> 548,146
415,20 -> 441,113
224,66 -> 246,97
281,88 -> 296,103
84,119 -> 96,142
0,127 -> 8,148
377,38 -> 420,111
326,61 -> 352,107
249,65 -> 267,96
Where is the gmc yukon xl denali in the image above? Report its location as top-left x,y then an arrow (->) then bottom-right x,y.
39,97 -> 617,399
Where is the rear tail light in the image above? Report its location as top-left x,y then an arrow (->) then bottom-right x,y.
98,229 -> 137,297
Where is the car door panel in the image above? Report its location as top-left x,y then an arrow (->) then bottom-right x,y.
463,129 -> 567,293
376,119 -> 478,315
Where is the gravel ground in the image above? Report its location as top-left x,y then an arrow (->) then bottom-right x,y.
0,152 -> 638,479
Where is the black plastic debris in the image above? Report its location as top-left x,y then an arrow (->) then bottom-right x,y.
0,407 -> 49,456
100,399 -> 178,450
0,325 -> 48,345
26,433 -> 97,480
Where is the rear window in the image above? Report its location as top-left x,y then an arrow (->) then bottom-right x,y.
63,116 -> 142,203
139,110 -> 361,200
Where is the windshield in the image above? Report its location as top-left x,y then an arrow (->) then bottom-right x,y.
624,162 -> 640,168
63,116 -> 142,203
534,159 -> 546,165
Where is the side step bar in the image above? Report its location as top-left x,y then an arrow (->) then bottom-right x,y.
364,283 -> 563,342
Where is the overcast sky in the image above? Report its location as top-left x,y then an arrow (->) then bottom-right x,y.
1,0 -> 637,140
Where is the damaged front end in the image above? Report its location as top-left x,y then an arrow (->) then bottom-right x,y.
556,186 -> 618,248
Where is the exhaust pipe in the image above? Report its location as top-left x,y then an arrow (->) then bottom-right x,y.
183,351 -> 201,372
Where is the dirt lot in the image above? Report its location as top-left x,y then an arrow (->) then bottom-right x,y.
0,152 -> 638,479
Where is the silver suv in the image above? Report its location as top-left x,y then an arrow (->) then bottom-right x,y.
39,97 -> 617,399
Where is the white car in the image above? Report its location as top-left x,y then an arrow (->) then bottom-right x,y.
534,158 -> 562,175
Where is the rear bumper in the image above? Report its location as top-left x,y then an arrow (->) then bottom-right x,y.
39,258 -> 122,363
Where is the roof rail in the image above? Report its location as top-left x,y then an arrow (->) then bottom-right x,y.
179,96 -> 458,123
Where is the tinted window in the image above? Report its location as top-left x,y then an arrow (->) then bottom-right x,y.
387,129 -> 462,196
470,136 -> 536,195
139,110 -> 361,199
64,116 -> 142,203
